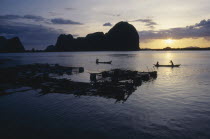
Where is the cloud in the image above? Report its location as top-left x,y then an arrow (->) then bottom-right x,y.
0,14 -> 22,20
65,8 -> 76,10
23,15 -> 45,21
0,14 -> 45,22
131,19 -> 158,29
139,19 -> 210,41
101,12 -> 121,17
51,18 -> 82,25
0,14 -> 83,25
103,22 -> 112,26
48,12 -> 61,16
0,21 -> 63,49
195,19 -> 210,27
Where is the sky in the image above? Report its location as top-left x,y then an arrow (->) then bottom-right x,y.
1,0 -> 210,50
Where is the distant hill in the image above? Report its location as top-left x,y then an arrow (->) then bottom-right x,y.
45,21 -> 140,51
184,46 -> 200,49
0,36 -> 25,52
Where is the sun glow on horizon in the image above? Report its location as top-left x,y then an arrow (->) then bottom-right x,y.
164,39 -> 174,44
141,38 -> 210,49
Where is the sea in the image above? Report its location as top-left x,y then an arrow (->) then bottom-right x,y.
0,51 -> 210,139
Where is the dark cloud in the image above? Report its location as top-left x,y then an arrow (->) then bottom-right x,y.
0,14 -> 83,25
0,21 -> 63,49
139,19 -> 210,41
103,22 -> 112,26
195,19 -> 210,27
0,14 -> 22,20
51,18 -> 82,25
0,14 -> 45,22
23,15 -> 45,21
131,19 -> 158,29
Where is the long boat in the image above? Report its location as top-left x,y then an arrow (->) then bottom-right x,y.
96,61 -> 112,64
154,64 -> 181,67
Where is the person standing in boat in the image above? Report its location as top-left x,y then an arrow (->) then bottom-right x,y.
156,61 -> 159,66
96,58 -> 99,63
170,60 -> 174,66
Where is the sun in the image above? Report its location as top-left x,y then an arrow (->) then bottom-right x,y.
164,39 -> 174,44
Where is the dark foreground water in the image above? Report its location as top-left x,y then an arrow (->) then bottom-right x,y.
0,51 -> 210,139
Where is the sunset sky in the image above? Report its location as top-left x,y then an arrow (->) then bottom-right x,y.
1,0 -> 210,49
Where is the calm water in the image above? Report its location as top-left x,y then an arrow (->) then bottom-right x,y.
0,51 -> 210,139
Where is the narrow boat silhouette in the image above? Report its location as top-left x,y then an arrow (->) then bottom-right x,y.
96,59 -> 112,64
154,64 -> 181,67
96,61 -> 112,64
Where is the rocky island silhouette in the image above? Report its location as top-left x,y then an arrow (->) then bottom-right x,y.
46,21 -> 140,51
0,36 -> 25,52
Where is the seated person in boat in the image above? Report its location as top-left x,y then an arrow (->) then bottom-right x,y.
156,61 -> 159,66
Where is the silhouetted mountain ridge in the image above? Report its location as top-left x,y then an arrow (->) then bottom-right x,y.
0,36 -> 25,52
45,21 -> 140,51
